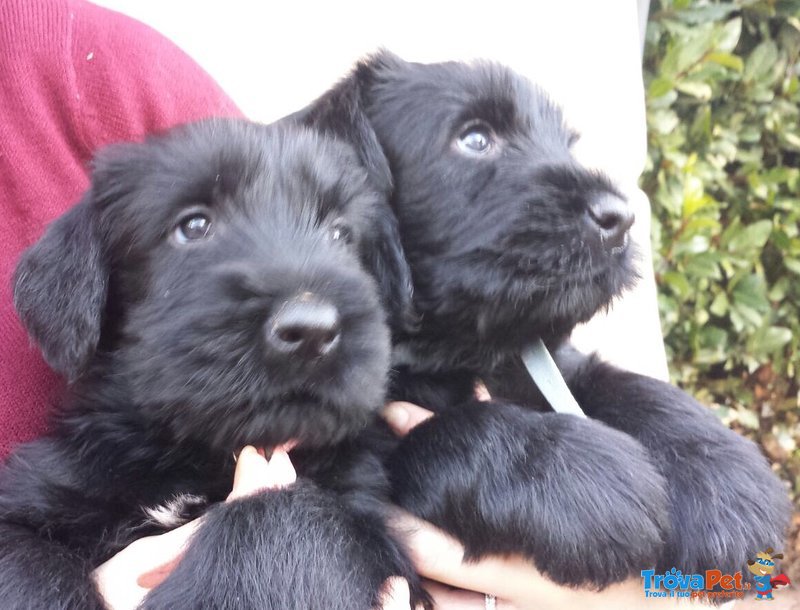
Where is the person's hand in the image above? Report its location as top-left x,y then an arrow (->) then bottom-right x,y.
383,401 -> 685,610
378,577 -> 414,610
92,445 -> 297,610
93,446 -> 413,610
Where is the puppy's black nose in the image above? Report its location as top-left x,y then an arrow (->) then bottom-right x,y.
585,194 -> 634,252
266,294 -> 341,360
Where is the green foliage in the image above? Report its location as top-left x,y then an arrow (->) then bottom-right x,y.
642,0 -> 800,570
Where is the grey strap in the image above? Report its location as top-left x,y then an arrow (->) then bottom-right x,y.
521,338 -> 586,418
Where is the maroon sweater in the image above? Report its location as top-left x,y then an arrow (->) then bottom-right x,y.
0,0 -> 241,459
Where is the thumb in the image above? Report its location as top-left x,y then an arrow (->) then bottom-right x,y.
376,577 -> 411,610
132,518 -> 204,590
228,445 -> 297,501
383,402 -> 434,437
389,510 -> 545,602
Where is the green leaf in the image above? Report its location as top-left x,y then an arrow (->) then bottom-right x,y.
784,258 -> 800,275
689,105 -> 712,143
727,220 -> 773,253
717,17 -> 742,52
744,41 -> 779,83
684,216 -> 721,233
709,291 -> 729,316
752,87 -> 776,104
732,274 -> 771,313
739,125 -> 762,143
650,109 -> 681,135
749,326 -> 793,355
706,51 -> 744,72
685,252 -> 722,279
665,24 -> 717,76
768,277 -> 788,300
678,234 -> 711,255
672,5 -> 738,25
695,324 -> 728,363
649,77 -> 675,98
782,132 -> 800,151
676,80 -> 713,99
663,270 -> 693,300
734,406 -> 760,431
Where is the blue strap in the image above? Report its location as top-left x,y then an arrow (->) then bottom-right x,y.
520,338 -> 586,418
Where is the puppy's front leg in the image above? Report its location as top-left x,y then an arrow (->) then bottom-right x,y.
0,437 -> 163,610
387,400 -> 670,589
561,349 -> 792,576
0,522 -> 106,610
142,481 -> 412,610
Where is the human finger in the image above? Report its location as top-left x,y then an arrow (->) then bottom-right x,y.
132,518 -> 205,589
377,576 -> 412,610
228,445 -> 297,501
390,510 -> 551,603
383,401 -> 435,436
397,511 -> 676,610
423,580 -> 518,609
93,516 -> 204,608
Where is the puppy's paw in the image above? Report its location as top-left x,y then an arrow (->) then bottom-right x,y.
388,400 -> 670,588
651,417 -> 791,576
142,481 -> 418,610
571,366 -> 792,576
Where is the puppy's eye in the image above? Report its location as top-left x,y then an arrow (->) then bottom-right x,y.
457,124 -> 493,155
174,213 -> 213,244
329,221 -> 353,244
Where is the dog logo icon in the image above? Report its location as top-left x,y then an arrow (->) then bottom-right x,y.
747,548 -> 791,601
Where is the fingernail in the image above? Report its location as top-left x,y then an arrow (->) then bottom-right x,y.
234,445 -> 257,463
379,577 -> 410,608
267,450 -> 297,487
383,403 -> 409,430
239,446 -> 268,466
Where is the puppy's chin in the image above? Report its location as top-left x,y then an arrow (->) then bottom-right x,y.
406,240 -> 638,368
509,243 -> 638,329
167,394 -> 375,455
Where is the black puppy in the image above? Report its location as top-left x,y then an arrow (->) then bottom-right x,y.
294,52 -> 791,586
2,119 -> 421,609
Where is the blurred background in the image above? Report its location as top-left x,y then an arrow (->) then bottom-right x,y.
642,0 -> 800,582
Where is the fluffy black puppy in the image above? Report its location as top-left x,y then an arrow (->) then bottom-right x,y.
294,52 -> 791,586
2,119 -> 421,609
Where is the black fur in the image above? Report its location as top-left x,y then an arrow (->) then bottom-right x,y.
387,400 -> 668,586
2,119 -> 423,609
295,51 -> 791,586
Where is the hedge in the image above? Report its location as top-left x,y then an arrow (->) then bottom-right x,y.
642,0 -> 800,572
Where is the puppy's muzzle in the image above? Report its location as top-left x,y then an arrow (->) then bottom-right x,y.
265,293 -> 341,361
585,194 -> 634,253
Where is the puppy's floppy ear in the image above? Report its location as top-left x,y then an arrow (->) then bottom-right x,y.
292,51 -> 418,333
360,204 -> 419,334
289,50 -> 403,197
13,195 -> 107,381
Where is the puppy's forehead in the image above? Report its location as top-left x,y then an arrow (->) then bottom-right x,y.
370,60 -> 566,137
158,120 -> 362,214
94,119 -> 370,233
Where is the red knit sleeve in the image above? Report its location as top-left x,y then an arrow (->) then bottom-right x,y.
69,0 -> 242,158
0,0 -> 242,459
